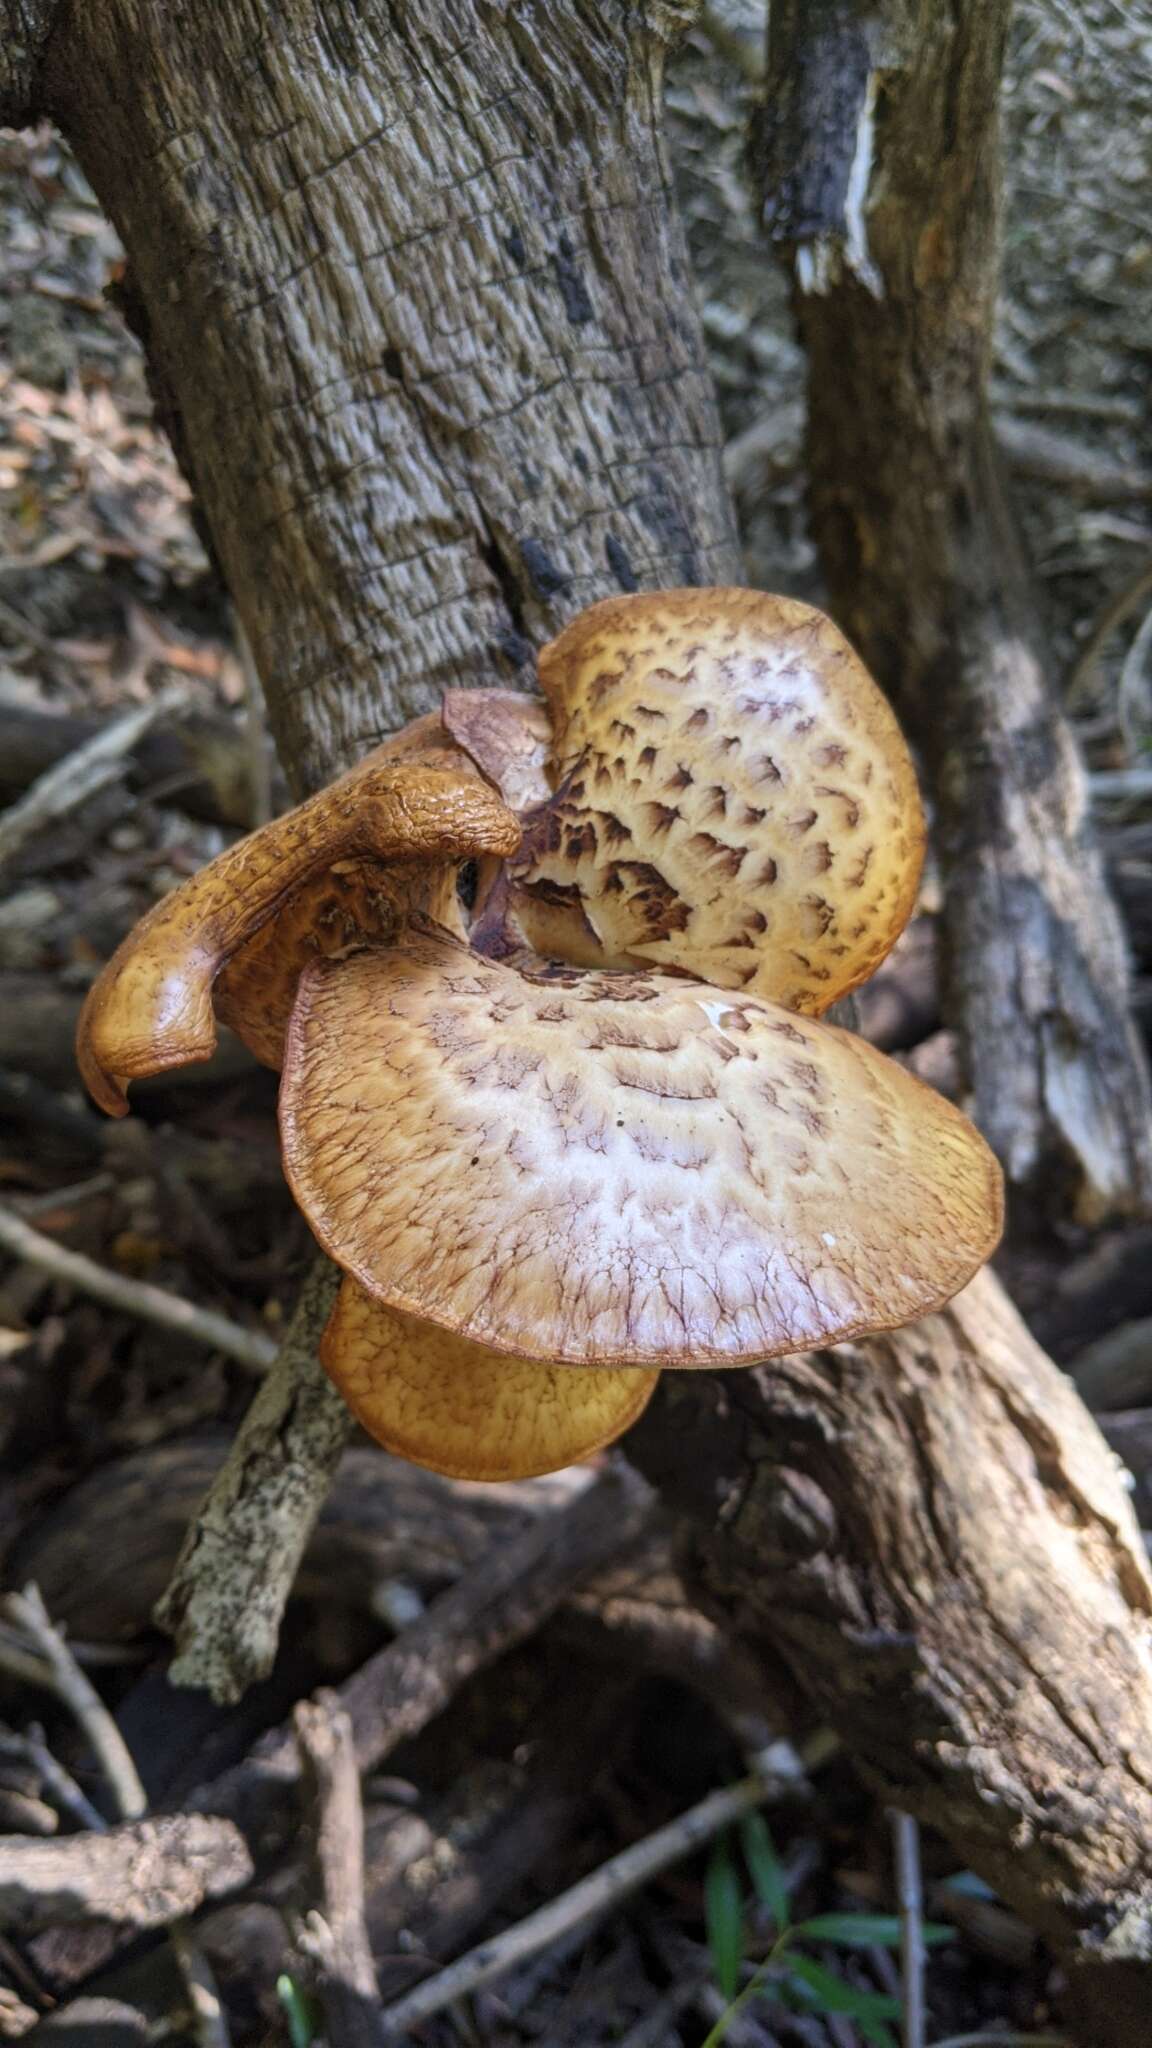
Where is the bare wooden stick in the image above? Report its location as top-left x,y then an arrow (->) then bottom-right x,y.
1067,556 -> 1152,705
169,1925 -> 233,2048
932,2037 -> 1067,2048
0,1201 -> 277,1375
891,1810 -> 925,2048
295,1691 -> 383,2048
154,1258 -> 346,1704
0,688 -> 188,871
0,1585 -> 146,1822
6,1722 -> 108,1834
378,1744 -> 809,2037
0,1816 -> 252,1935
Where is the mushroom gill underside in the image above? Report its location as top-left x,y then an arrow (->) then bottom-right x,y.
74,590 -> 1005,1481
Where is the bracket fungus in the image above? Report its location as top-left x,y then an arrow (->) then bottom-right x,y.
76,589 -> 1003,1482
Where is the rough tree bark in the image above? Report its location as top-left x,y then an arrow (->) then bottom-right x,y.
754,0 -> 1152,1224
8,0 -> 733,797
7,3 -> 1152,2038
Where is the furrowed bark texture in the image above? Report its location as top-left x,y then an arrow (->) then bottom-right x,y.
756,0 -> 1152,1224
36,0 -> 734,797
628,1270 -> 1152,2044
20,2 -> 1152,2035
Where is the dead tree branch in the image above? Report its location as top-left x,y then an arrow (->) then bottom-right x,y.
295,1691 -> 384,2048
154,1258 -> 347,1703
755,0 -> 1152,1222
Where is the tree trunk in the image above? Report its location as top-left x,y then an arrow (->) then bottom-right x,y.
754,0 -> 1152,1225
22,0 -> 735,798
13,3 -> 1152,2035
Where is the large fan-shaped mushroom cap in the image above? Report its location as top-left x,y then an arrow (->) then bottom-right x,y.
280,926 -> 1002,1369
322,1277 -> 658,1480
491,589 -> 924,1013
77,735 -> 520,1113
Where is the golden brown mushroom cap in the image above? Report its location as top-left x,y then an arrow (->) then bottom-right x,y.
76,740 -> 520,1114
495,589 -> 924,1012
322,1277 -> 658,1480
280,927 -> 1003,1369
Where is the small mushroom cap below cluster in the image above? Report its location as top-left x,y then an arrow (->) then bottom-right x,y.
485,588 -> 925,1015
322,1278 -> 659,1480
76,733 -> 520,1112
279,926 -> 1003,1371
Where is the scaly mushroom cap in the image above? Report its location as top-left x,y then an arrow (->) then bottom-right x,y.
76,729 -> 520,1113
322,1277 -> 658,1480
486,589 -> 924,1013
279,926 -> 1002,1368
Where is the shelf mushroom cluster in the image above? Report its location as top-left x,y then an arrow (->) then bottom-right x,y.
77,589 -> 1004,1481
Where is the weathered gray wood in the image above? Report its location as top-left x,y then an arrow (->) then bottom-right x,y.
628,1267 -> 1152,2044
756,0 -> 1152,1225
32,0 -> 736,796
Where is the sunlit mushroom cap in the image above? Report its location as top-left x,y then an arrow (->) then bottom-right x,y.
280,926 -> 1002,1369
486,589 -> 925,1014
322,1277 -> 658,1480
74,586 -> 1004,1483
76,727 -> 520,1113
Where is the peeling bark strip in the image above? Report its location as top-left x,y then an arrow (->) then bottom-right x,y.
34,0 -> 736,794
756,0 -> 1152,1223
18,0 -> 1152,2036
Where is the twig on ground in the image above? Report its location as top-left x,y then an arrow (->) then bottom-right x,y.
170,1924 -> 233,2048
17,1174 -> 116,1219
0,1584 -> 146,1821
1088,767 -> 1152,804
0,1815 -> 252,1935
155,1258 -> 345,1703
0,687 -> 188,871
295,1690 -> 384,2048
0,1201 -> 277,1374
891,1809 -> 926,2048
995,416 -> 1152,502
1066,555 -> 1152,705
377,1742 -> 811,2038
3,1721 -> 108,1832
1117,600 -> 1152,759
193,1461 -> 656,1846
